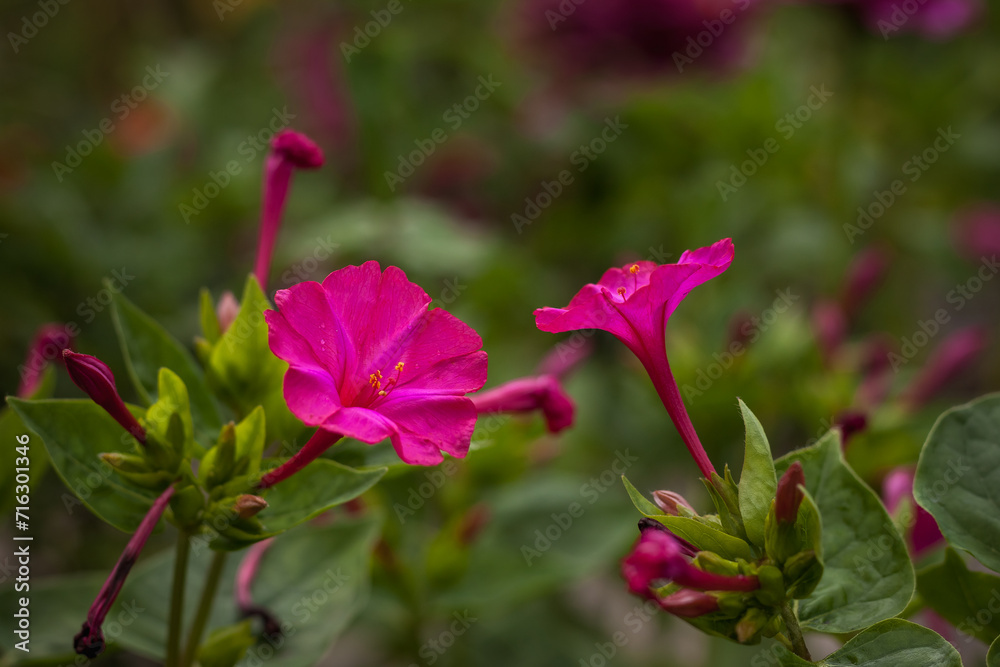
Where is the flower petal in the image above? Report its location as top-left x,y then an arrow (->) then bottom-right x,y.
282,366 -> 342,425
321,406 -> 396,444
272,281 -> 353,387
379,395 -> 478,464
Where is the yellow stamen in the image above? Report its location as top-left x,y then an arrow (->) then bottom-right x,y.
617,286 -> 626,298
378,390 -> 387,396
629,264 -> 639,274
395,362 -> 405,372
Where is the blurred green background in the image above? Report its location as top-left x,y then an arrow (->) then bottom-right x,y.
3,0 -> 1000,665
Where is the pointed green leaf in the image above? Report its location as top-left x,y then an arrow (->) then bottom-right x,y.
917,547 -> 1000,643
823,619 -> 961,666
8,398 -> 161,532
207,274 -> 302,443
197,621 -> 255,667
658,516 -> 755,562
776,430 -> 913,633
200,288 -> 222,345
234,405 -> 265,478
111,289 -> 222,442
621,474 -> 665,517
914,393 -> 1000,573
738,399 -> 777,549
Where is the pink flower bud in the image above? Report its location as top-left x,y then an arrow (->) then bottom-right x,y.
657,589 -> 720,618
63,351 -> 146,443
216,291 -> 240,334
253,130 -> 325,292
652,490 -> 694,516
775,462 -> 805,524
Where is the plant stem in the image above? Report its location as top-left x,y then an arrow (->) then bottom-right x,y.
166,531 -> 190,667
180,550 -> 228,667
780,603 -> 812,661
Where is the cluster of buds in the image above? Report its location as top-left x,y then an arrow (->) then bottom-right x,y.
623,462 -> 822,650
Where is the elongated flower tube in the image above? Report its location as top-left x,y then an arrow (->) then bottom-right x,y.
16,323 -> 74,398
623,529 -> 758,597
234,537 -> 282,637
63,350 -> 146,443
901,327 -> 986,411
259,261 -> 487,485
535,239 -> 734,478
74,485 -> 175,657
254,130 -> 324,292
471,374 -> 574,434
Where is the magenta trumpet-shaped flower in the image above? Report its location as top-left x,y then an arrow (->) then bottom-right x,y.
622,529 -> 758,598
63,350 -> 146,443
471,374 -> 575,434
883,467 -> 944,558
260,261 -> 488,485
534,239 -> 734,478
16,323 -> 74,398
75,485 -> 175,657
254,130 -> 324,293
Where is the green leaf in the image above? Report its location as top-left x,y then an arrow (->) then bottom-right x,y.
8,398 -> 161,532
200,288 -> 222,345
658,516 -> 755,562
145,367 -> 195,452
776,430 -> 914,633
111,288 -> 222,442
914,393 -> 1000,573
621,474 -> 665,517
234,406 -> 265,478
738,399 -> 777,549
197,621 -> 255,667
206,274 -> 302,443
209,459 -> 387,550
917,547 -> 1000,644
989,635 -> 1000,667
822,619 -> 961,666
0,571 -> 107,664
115,516 -> 381,666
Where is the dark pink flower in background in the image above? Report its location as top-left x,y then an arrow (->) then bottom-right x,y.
535,238 -> 734,479
516,0 -> 759,81
900,326 -> 986,411
622,529 -> 759,598
261,261 -> 488,484
254,130 -> 325,293
811,300 -> 847,365
472,375 -> 575,434
16,323 -> 74,398
953,204 -> 1000,260
883,467 -> 944,558
859,0 -> 980,39
840,246 -> 889,321
63,351 -> 146,443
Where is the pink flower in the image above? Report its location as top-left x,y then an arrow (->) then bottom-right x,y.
811,299 -> 847,365
16,323 -> 74,398
534,239 -> 734,478
953,204 -> 1000,259
471,374 -> 575,433
840,247 -> 889,321
259,261 -> 488,485
63,351 -> 146,443
254,130 -> 324,293
622,529 -> 758,598
75,486 -> 175,657
883,467 -> 944,558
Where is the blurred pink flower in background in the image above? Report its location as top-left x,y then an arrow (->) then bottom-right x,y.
883,467 -> 944,557
953,204 -> 1000,260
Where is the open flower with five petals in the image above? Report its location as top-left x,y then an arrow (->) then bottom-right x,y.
264,261 -> 488,472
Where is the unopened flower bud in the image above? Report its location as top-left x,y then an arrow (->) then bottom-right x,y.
736,608 -> 771,644
216,291 -> 240,334
233,495 -> 268,519
657,590 -> 719,618
63,351 -> 146,443
653,490 -> 694,516
775,462 -> 805,524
